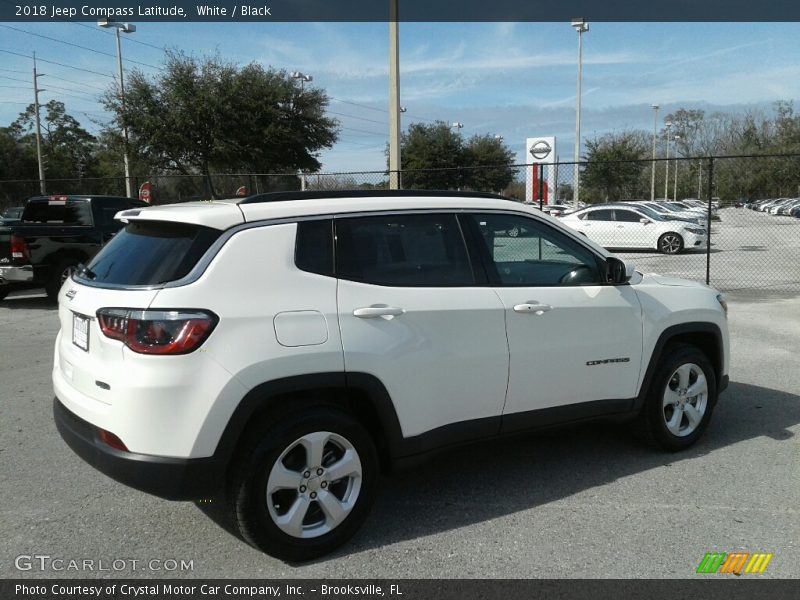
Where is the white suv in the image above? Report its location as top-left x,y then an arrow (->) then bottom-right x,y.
53,191 -> 729,561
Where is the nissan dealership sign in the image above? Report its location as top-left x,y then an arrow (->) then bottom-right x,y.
525,136 -> 557,204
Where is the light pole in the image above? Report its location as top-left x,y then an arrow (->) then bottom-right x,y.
98,18 -> 136,198
571,18 -> 589,205
388,0 -> 401,190
291,71 -> 313,90
673,134 -> 681,201
663,121 -> 672,200
650,104 -> 659,201
451,122 -> 464,131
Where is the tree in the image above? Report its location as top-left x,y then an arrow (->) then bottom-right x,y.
581,131 -> 648,202
103,51 -> 338,197
462,134 -> 515,192
399,122 -> 464,189
399,123 -> 515,191
10,101 -> 98,182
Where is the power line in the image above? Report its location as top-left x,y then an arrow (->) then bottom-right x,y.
69,22 -> 167,52
0,24 -> 163,71
327,110 -> 386,126
46,74 -> 108,92
0,67 -> 27,74
340,126 -> 388,138
0,48 -> 115,79
0,75 -> 29,84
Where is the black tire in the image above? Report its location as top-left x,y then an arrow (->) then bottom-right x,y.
45,257 -> 80,300
635,343 -> 717,451
657,232 -> 684,254
0,286 -> 8,301
229,407 -> 378,561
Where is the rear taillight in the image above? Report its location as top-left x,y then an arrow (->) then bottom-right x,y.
97,308 -> 217,355
10,234 -> 29,260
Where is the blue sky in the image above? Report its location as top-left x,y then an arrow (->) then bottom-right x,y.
2,21 -> 800,172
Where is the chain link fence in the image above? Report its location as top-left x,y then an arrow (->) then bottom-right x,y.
1,154 -> 799,296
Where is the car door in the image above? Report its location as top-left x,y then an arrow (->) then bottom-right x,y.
335,212 -> 509,443
581,208 -> 616,247
462,212 -> 643,432
613,208 -> 651,248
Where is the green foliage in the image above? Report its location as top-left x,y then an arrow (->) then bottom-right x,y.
103,51 -> 338,196
581,131 -> 649,202
10,101 -> 98,181
399,122 -> 515,191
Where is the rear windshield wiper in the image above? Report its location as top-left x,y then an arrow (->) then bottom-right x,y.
76,263 -> 96,280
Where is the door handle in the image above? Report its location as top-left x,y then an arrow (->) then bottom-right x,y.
513,303 -> 553,315
353,306 -> 405,318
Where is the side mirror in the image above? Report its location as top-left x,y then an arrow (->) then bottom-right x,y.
605,257 -> 632,284
639,217 -> 650,224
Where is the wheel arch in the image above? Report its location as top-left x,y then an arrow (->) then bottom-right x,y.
213,372 -> 404,476
635,322 -> 724,411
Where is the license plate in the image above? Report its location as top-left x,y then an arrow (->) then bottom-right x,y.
72,313 -> 89,351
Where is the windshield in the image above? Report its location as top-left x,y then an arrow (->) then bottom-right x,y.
79,221 -> 221,286
629,204 -> 666,221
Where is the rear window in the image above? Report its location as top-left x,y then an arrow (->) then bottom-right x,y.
79,221 -> 221,286
22,199 -> 93,225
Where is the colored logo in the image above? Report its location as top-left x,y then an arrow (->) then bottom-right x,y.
696,552 -> 773,574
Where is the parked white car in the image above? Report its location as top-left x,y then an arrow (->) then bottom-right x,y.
632,201 -> 706,225
562,203 -> 708,254
53,190 -> 728,561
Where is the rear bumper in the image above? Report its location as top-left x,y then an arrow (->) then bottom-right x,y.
0,264 -> 34,284
54,397 -> 225,501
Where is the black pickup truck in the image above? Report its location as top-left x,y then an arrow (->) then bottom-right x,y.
0,195 -> 148,301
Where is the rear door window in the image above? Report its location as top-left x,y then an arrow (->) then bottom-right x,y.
335,213 -> 474,287
79,221 -> 220,286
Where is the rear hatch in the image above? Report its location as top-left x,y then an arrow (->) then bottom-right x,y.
56,218 -> 227,405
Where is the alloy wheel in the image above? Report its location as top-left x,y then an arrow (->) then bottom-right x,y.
266,431 -> 362,539
662,362 -> 708,437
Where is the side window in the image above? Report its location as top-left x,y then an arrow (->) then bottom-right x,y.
467,213 -> 602,286
614,209 -> 642,223
335,213 -> 474,287
295,219 -> 334,277
585,209 -> 613,221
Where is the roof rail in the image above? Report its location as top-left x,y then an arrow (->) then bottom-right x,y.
237,189 -> 511,205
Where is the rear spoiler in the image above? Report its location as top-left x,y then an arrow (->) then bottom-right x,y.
115,208 -> 144,223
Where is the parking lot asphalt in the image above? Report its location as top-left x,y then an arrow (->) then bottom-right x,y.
1,226 -> 798,579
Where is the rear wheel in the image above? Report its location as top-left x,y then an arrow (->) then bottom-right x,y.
658,232 -> 684,254
229,408 -> 378,561
45,257 -> 80,300
635,343 -> 717,451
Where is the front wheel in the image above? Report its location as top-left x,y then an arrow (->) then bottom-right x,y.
229,408 -> 378,561
658,232 -> 684,254
635,343 -> 717,451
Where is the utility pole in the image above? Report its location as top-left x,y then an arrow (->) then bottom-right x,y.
388,0 -> 401,190
32,52 -> 46,195
650,104 -> 659,201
